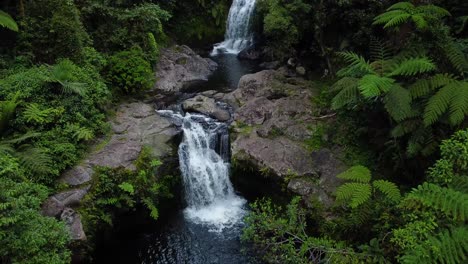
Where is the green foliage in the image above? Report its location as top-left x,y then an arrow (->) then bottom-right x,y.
373,2 -> 451,31
0,10 -> 18,32
336,166 -> 401,208
243,197 -> 363,263
80,147 -> 175,234
19,0 -> 91,63
0,155 -> 71,264
104,47 -> 154,94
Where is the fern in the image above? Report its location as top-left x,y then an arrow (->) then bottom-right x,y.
384,85 -> 412,122
0,10 -> 18,32
337,165 -> 372,183
409,73 -> 456,99
337,52 -> 374,77
336,183 -> 372,208
73,127 -> 94,141
331,77 -> 360,109
358,74 -> 394,98
49,60 -> 88,96
423,81 -> 468,126
440,40 -> 468,75
373,2 -> 450,31
373,180 -> 401,203
388,57 -> 435,76
401,227 -> 468,264
407,183 -> 468,221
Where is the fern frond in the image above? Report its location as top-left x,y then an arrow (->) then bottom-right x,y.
369,38 -> 393,76
337,165 -> 371,183
336,183 -> 372,208
59,81 -> 87,96
384,85 -> 412,122
388,57 -> 435,76
0,10 -> 18,32
401,227 -> 468,264
73,127 -> 94,141
337,52 -> 375,76
16,146 -> 54,175
383,13 -> 412,29
409,73 -> 456,99
373,180 -> 401,203
440,40 -> 468,75
331,78 -> 360,109
387,2 -> 414,12
418,4 -> 451,19
373,10 -> 409,28
391,119 -> 421,138
423,81 -> 468,126
358,74 -> 394,97
50,60 -> 88,96
407,182 -> 468,221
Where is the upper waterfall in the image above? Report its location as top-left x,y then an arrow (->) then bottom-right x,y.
212,0 -> 257,55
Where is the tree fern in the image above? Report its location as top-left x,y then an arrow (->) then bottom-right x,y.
384,85 -> 412,122
72,127 -> 94,141
337,165 -> 372,183
372,180 -> 401,203
407,182 -> 468,221
423,81 -> 468,126
336,182 -> 372,208
0,10 -> 18,32
388,57 -> 435,77
358,74 -> 394,98
49,60 -> 88,96
440,40 -> 468,76
373,2 -> 450,31
331,77 -> 360,109
409,73 -> 456,99
400,227 -> 468,264
337,52 -> 375,77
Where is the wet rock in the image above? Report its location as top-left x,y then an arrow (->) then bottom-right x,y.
154,45 -> 218,93
61,208 -> 86,241
182,95 -> 231,121
259,61 -> 280,70
60,166 -> 93,186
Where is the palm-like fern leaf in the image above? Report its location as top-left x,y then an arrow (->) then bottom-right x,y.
16,146 -> 54,175
0,10 -> 18,32
407,182 -> 468,221
409,73 -> 456,99
372,180 -> 401,203
50,60 -> 88,96
423,81 -> 468,126
0,92 -> 21,135
388,57 -> 435,77
384,85 -> 412,122
401,227 -> 468,264
331,77 -> 360,109
336,183 -> 372,208
440,40 -> 468,75
358,74 -> 394,98
337,166 -> 372,183
337,52 -> 375,77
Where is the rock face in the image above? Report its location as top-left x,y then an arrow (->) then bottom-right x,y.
60,102 -> 179,187
154,45 -> 218,93
44,102 -> 180,241
229,70 -> 346,205
182,95 -> 231,121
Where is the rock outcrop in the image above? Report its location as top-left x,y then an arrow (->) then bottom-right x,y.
154,45 -> 218,93
228,70 -> 346,205
43,102 -> 180,241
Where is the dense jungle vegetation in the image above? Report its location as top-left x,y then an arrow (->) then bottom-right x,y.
0,0 -> 467,263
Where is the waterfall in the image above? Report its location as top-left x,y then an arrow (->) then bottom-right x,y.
160,111 -> 246,232
212,0 -> 257,55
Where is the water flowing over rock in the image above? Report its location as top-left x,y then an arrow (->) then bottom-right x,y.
212,0 -> 257,55
161,111 -> 246,232
155,45 -> 218,93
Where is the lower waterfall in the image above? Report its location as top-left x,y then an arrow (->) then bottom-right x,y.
162,111 -> 246,232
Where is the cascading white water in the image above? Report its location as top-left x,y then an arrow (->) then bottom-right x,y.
160,111 -> 246,232
211,0 -> 257,55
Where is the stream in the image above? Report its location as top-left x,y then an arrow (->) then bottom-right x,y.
93,0 -> 260,262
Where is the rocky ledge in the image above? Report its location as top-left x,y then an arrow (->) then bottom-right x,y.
154,45 -> 218,93
42,102 -> 180,241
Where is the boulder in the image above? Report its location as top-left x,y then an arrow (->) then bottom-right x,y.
42,186 -> 90,217
182,95 -> 231,121
296,66 -> 306,76
154,45 -> 218,93
61,208 -> 86,241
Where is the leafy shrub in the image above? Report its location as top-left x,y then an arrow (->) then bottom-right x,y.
105,47 -> 154,94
